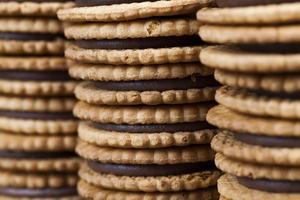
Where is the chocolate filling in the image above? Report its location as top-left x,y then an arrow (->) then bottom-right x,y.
2,0 -> 70,2
235,44 -> 300,54
234,133 -> 300,148
0,70 -> 71,81
246,88 -> 300,99
0,32 -> 62,41
0,187 -> 77,198
0,150 -> 77,159
238,177 -> 300,193
76,0 -> 156,6
216,0 -> 300,7
90,121 -> 214,133
88,160 -> 215,176
74,36 -> 202,50
0,110 -> 74,120
94,76 -> 218,92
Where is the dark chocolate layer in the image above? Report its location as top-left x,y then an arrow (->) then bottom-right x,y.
0,110 -> 74,120
235,44 -> 300,54
90,121 -> 214,133
88,160 -> 215,176
0,187 -> 77,198
0,70 -> 71,81
94,76 -> 218,92
0,32 -> 62,41
76,0 -> 156,6
234,133 -> 300,148
75,36 -> 202,50
238,177 -> 300,193
216,0 -> 300,7
0,151 -> 77,159
247,88 -> 300,99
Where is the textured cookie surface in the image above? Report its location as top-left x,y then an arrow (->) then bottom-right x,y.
0,57 -> 67,71
0,39 -> 64,55
197,3 -> 300,25
207,105 -> 300,136
76,140 -> 214,165
212,132 -> 300,166
0,1 -> 74,17
78,179 -> 218,200
65,45 -> 202,65
0,157 -> 80,172
0,96 -> 75,112
0,18 -> 63,34
69,62 -> 213,81
80,163 -> 220,192
0,172 -> 77,188
215,69 -> 300,93
215,86 -> 300,119
199,24 -> 300,44
215,153 -> 300,181
0,196 -> 80,200
78,122 -> 215,148
75,81 -> 216,105
65,18 -> 199,39
0,132 -> 76,152
218,174 -> 300,200
58,0 -> 211,22
200,46 -> 300,73
74,101 -> 213,124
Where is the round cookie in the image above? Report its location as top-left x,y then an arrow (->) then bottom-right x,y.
58,0 -> 212,22
0,0 -> 74,17
79,162 -> 220,192
199,24 -> 300,44
211,132 -> 300,166
78,179 -> 219,200
200,46 -> 300,73
214,69 -> 300,93
78,121 -> 216,148
74,101 -> 213,124
207,105 -> 300,137
76,139 -> 214,165
70,62 -> 217,105
197,1 -> 300,25
218,174 -> 300,200
215,86 -> 300,119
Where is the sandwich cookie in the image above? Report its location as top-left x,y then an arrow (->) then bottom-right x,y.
0,18 -> 64,55
58,0 -> 212,22
63,18 -> 204,65
69,62 -> 218,105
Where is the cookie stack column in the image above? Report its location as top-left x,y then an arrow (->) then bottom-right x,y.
58,0 -> 221,199
198,1 -> 300,200
0,1 -> 81,199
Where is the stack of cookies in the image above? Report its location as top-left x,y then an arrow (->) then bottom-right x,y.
0,0 -> 80,199
58,0 -> 221,199
198,1 -> 300,200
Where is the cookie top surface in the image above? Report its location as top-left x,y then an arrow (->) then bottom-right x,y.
199,24 -> 300,44
215,69 -> 300,93
58,0 -> 211,22
197,2 -> 300,25
216,86 -> 300,119
215,153 -> 300,181
0,1 -> 74,17
200,46 -> 300,73
207,105 -> 300,137
74,101 -> 213,124
65,18 -> 199,40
